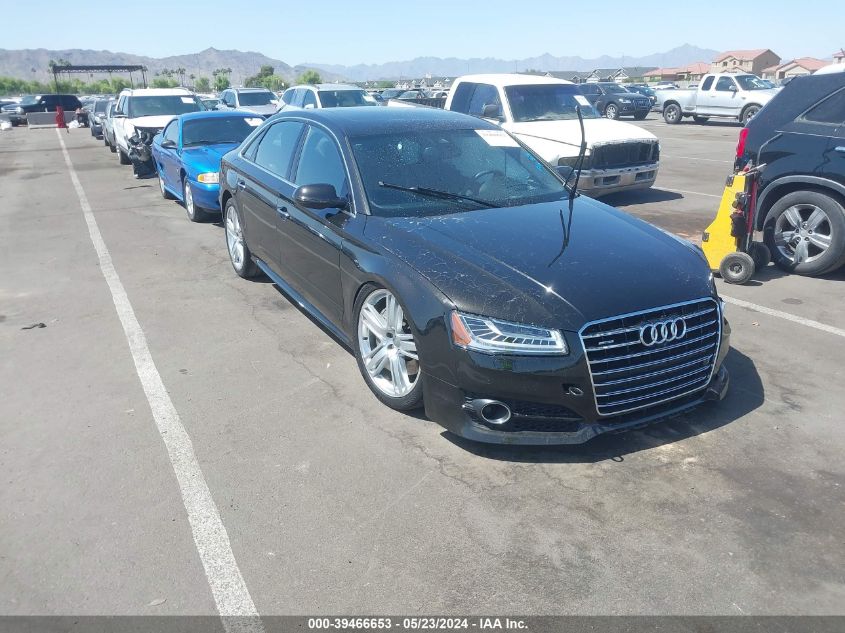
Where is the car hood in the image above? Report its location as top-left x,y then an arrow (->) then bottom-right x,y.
128,115 -> 179,129
180,143 -> 239,173
369,198 -> 712,330
237,104 -> 276,115
507,118 -> 657,150
749,88 -> 780,101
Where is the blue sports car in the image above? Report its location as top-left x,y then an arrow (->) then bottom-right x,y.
152,110 -> 265,221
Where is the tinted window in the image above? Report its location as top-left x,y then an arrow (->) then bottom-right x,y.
350,128 -> 566,217
715,77 -> 736,92
505,84 -> 599,121
602,84 -> 629,94
182,115 -> 263,146
449,82 -> 475,113
294,126 -> 348,198
302,90 -> 318,109
317,90 -> 371,107
162,121 -> 179,143
253,121 -> 304,177
291,89 -> 306,107
801,88 -> 845,126
223,92 -> 236,107
701,76 -> 715,91
127,95 -> 204,118
578,84 -> 601,95
238,91 -> 275,106
467,84 -> 500,117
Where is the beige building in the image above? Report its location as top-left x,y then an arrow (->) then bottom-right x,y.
762,57 -> 829,81
711,49 -> 781,76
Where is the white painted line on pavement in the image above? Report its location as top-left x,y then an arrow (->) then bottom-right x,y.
722,295 -> 845,339
654,186 -> 722,199
56,130 -> 264,632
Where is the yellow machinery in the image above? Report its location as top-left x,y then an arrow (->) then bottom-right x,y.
701,165 -> 770,284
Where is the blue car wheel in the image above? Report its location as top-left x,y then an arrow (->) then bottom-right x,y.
184,179 -> 211,223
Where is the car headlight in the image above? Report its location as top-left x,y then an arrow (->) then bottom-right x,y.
16,106 -> 24,114
197,172 -> 219,184
618,98 -> 632,103
450,311 -> 568,355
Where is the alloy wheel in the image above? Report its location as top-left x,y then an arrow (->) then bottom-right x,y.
773,204 -> 832,265
357,289 -> 419,398
225,204 -> 245,270
184,181 -> 195,219
159,173 -> 167,197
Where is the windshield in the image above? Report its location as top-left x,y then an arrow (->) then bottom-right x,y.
318,90 -> 374,108
736,75 -> 776,90
350,128 -> 567,217
127,95 -> 205,118
94,100 -> 109,114
381,89 -> 404,99
182,116 -> 263,147
238,91 -> 275,106
602,84 -> 630,94
504,84 -> 600,122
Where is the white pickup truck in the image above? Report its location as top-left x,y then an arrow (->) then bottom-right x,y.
440,74 -> 659,196
656,73 -> 779,125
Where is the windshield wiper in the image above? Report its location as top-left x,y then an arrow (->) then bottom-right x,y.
378,181 -> 499,208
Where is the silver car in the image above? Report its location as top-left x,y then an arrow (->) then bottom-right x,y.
217,88 -> 278,117
276,84 -> 378,112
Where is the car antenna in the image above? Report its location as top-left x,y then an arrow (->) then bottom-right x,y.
548,104 -> 587,267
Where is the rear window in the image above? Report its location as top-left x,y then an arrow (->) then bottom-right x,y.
800,88 -> 845,126
238,91 -> 275,106
317,90 -> 372,108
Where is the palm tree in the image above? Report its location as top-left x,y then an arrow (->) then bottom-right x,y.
177,67 -> 186,86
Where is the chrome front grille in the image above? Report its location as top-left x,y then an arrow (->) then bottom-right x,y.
579,298 -> 721,417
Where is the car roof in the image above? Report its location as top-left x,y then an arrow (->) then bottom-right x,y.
455,73 -> 574,87
288,83 -> 365,92
233,87 -> 274,93
178,110 -> 262,122
120,88 -> 194,96
270,106 -> 499,136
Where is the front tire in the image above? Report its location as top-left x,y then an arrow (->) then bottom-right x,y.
224,199 -> 258,278
353,285 -> 423,411
184,178 -> 211,223
604,103 -> 619,120
118,147 -> 130,165
763,190 -> 845,276
663,103 -> 682,124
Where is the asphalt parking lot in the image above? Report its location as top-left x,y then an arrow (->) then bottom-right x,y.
1,115 -> 844,618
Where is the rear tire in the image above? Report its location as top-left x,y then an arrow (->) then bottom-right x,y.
224,199 -> 258,278
663,103 -> 682,124
763,190 -> 845,276
719,252 -> 755,284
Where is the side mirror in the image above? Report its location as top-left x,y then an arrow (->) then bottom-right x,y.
482,103 -> 502,119
113,111 -> 126,118
161,139 -> 177,149
729,85 -> 738,93
294,184 -> 348,210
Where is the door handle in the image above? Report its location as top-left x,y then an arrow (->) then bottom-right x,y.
276,205 -> 289,218
236,180 -> 246,191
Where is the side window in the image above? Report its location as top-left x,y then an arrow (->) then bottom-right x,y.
225,92 -> 237,107
252,121 -> 304,178
449,82 -> 476,113
162,121 -> 179,144
467,83 -> 500,117
579,84 -> 600,96
801,89 -> 845,126
302,90 -> 318,109
282,89 -> 295,105
701,76 -> 715,91
715,77 -> 736,92
294,126 -> 348,198
117,96 -> 126,113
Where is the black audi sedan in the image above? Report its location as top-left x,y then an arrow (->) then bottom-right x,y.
219,107 -> 730,445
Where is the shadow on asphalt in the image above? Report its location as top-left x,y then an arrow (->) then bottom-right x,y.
600,188 -> 684,207
442,348 -> 762,464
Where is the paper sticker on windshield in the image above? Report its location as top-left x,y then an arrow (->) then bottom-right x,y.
475,129 -> 519,147
574,95 -> 591,107
244,117 -> 263,126
180,97 -> 194,104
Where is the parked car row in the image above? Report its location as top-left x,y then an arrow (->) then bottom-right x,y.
82,85 -> 735,445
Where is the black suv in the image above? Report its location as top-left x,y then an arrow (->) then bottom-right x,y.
737,72 -> 845,276
1,94 -> 82,125
577,82 -> 651,120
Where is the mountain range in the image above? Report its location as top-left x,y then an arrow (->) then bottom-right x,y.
0,44 -> 720,84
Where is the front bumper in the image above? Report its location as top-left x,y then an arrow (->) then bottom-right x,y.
422,317 -> 730,446
618,103 -> 651,117
578,162 -> 658,196
189,180 -> 222,211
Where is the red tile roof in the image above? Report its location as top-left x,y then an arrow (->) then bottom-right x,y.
714,49 -> 773,62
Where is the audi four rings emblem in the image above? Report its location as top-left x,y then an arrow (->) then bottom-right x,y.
639,318 -> 687,346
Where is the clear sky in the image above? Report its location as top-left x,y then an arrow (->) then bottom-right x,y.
4,0 -> 842,65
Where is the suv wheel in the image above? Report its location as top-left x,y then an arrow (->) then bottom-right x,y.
604,103 -> 619,120
763,190 -> 845,276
